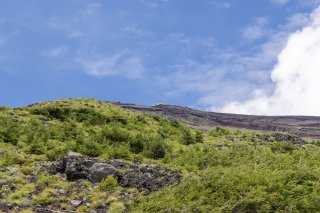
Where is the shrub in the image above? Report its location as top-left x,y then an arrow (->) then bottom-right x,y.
102,145 -> 132,160
194,130 -> 204,143
32,188 -> 57,205
27,140 -> 46,154
0,116 -> 20,145
208,127 -> 231,137
77,206 -> 90,212
180,128 -> 195,145
271,142 -> 295,154
33,195 -> 53,206
143,139 -> 167,159
46,146 -> 68,161
101,126 -> 131,143
129,134 -> 145,154
77,140 -> 101,157
109,202 -> 126,213
99,176 -> 118,191
3,152 -> 25,166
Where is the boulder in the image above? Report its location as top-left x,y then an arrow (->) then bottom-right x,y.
50,152 -> 182,192
88,163 -> 117,183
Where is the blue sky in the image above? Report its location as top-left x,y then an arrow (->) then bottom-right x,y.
0,0 -> 319,112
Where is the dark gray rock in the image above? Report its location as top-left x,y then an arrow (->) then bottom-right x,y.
88,163 -> 117,183
50,152 -> 182,192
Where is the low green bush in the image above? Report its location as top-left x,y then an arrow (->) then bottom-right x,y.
99,176 -> 118,191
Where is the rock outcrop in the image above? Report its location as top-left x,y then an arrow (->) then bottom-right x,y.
50,152 -> 182,192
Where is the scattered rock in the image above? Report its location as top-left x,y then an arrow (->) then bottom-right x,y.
133,158 -> 141,165
272,133 -> 306,145
256,133 -> 307,145
23,197 -> 32,205
50,152 -> 182,192
0,150 -> 7,155
58,189 -> 66,194
71,200 -> 82,206
7,167 -> 19,172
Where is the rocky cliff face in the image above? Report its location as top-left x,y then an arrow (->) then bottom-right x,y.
114,102 -> 320,139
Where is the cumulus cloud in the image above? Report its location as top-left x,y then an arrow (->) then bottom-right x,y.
76,51 -> 145,79
221,6 -> 320,115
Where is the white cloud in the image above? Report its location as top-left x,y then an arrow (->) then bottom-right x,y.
270,0 -> 320,7
242,17 -> 269,41
45,46 -> 68,58
123,25 -> 152,38
76,51 -> 145,79
298,0 -> 320,8
270,0 -> 290,6
80,3 -> 101,16
221,6 -> 320,115
155,29 -> 289,109
138,0 -> 170,9
209,0 -> 231,8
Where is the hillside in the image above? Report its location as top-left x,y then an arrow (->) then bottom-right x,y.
114,102 -> 320,138
1,98 -> 320,212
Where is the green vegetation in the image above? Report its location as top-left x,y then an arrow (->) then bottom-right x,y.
99,176 -> 118,191
1,98 -> 320,212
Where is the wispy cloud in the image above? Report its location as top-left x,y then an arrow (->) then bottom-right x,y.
270,0 -> 320,7
208,0 -> 231,9
270,0 -> 290,6
75,51 -> 145,79
138,0 -> 170,9
80,2 -> 101,16
123,25 -> 153,38
44,46 -> 68,58
242,17 -> 270,41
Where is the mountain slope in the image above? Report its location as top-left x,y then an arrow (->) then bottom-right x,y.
2,98 -> 320,212
114,102 -> 320,138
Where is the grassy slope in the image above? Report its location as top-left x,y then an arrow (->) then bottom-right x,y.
1,98 -> 320,212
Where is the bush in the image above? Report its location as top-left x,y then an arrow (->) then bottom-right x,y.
109,202 -> 126,213
102,145 -> 132,160
0,116 -> 20,145
129,134 -> 145,154
99,176 -> 118,191
77,140 -> 101,157
180,128 -> 195,145
27,140 -> 46,154
3,152 -> 25,166
271,142 -> 295,154
101,126 -> 131,143
77,206 -> 90,212
194,130 -> 204,143
143,139 -> 167,159
208,127 -> 231,137
46,146 -> 68,161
